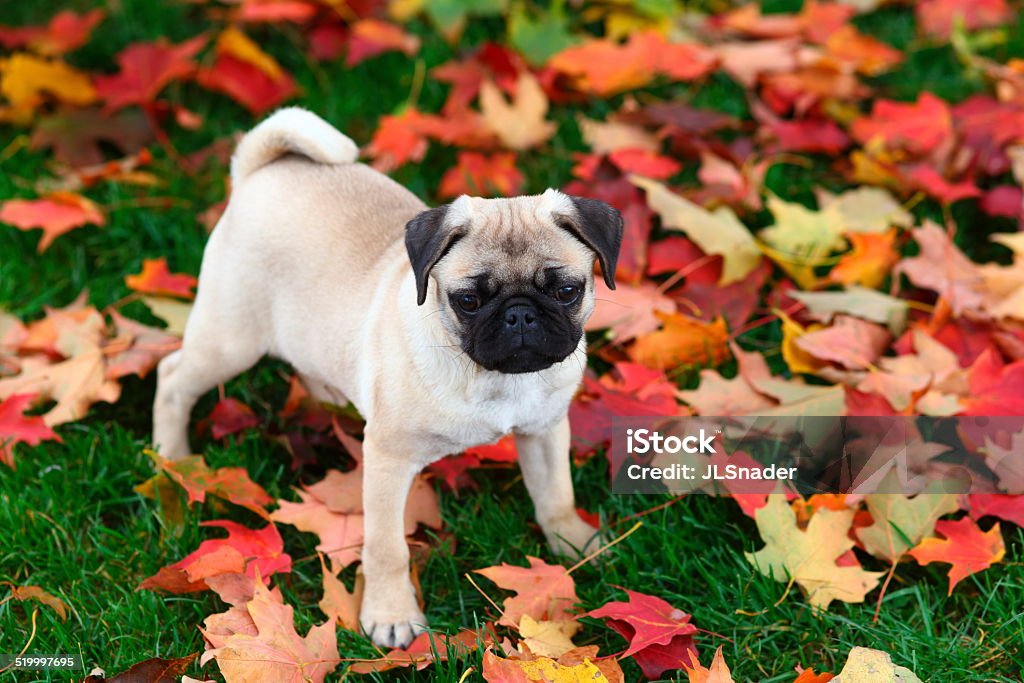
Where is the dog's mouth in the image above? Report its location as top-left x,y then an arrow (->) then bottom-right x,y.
460,316 -> 582,375
467,340 -> 578,374
481,350 -> 561,374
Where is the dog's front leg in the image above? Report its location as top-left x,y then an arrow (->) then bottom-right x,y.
359,434 -> 427,648
515,415 -> 600,557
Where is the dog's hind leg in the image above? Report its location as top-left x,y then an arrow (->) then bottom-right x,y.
152,298 -> 265,460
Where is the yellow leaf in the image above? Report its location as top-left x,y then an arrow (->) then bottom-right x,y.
746,495 -> 884,609
818,186 -> 913,234
632,176 -> 762,285
0,53 -> 96,122
759,195 -> 847,289
832,646 -> 923,682
518,615 -> 580,658
517,655 -> 610,683
388,0 -> 423,21
142,296 -> 193,337
580,116 -> 659,155
215,27 -> 283,80
479,73 -> 556,151
777,310 -> 825,375
856,490 -> 959,562
0,352 -> 121,426
849,148 -> 902,188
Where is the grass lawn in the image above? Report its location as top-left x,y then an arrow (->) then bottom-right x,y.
1,0 -> 1023,681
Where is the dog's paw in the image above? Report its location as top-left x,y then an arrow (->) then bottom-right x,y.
545,515 -> 604,559
360,596 -> 428,649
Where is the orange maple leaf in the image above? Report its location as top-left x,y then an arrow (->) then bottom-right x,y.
439,151 -> 523,198
628,312 -> 730,371
125,257 -> 197,299
346,19 -> 420,67
201,580 -> 340,683
908,517 -> 1006,594
474,556 -> 579,628
0,191 -> 103,252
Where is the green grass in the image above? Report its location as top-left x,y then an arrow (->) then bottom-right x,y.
2,0 -> 1024,681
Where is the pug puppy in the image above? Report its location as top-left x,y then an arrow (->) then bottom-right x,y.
152,108 -> 622,648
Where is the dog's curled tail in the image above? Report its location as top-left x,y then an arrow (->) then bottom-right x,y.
231,107 -> 359,184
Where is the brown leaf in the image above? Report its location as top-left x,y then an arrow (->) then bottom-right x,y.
8,584 -> 68,620
30,107 -> 154,168
82,654 -> 197,683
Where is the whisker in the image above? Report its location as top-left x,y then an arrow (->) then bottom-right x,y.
592,298 -> 632,308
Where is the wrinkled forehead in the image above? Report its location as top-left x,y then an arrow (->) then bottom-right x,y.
439,193 -> 593,284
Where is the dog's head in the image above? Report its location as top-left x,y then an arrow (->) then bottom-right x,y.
405,189 -> 622,374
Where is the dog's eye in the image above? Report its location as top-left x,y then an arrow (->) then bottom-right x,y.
457,293 -> 481,312
555,285 -> 580,303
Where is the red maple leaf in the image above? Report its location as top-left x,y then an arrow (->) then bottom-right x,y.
429,436 -> 519,490
433,43 -> 524,114
569,362 -> 679,456
980,186 -> 1023,219
201,398 -> 261,440
965,494 -> 1024,528
851,93 -> 953,156
0,394 -> 61,468
95,36 -> 206,111
197,54 -> 298,115
764,118 -> 850,154
585,589 -> 698,680
905,165 -> 981,204
953,96 -> 1024,176
0,9 -> 105,56
439,151 -> 523,198
140,521 -> 292,593
365,108 -> 431,172
236,0 -> 319,23
960,349 -> 1024,415
308,23 -> 348,61
607,149 -> 682,180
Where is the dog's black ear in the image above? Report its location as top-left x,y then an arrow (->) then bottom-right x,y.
405,205 -> 464,305
560,196 -> 623,290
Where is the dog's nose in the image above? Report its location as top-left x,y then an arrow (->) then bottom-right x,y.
503,300 -> 538,332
